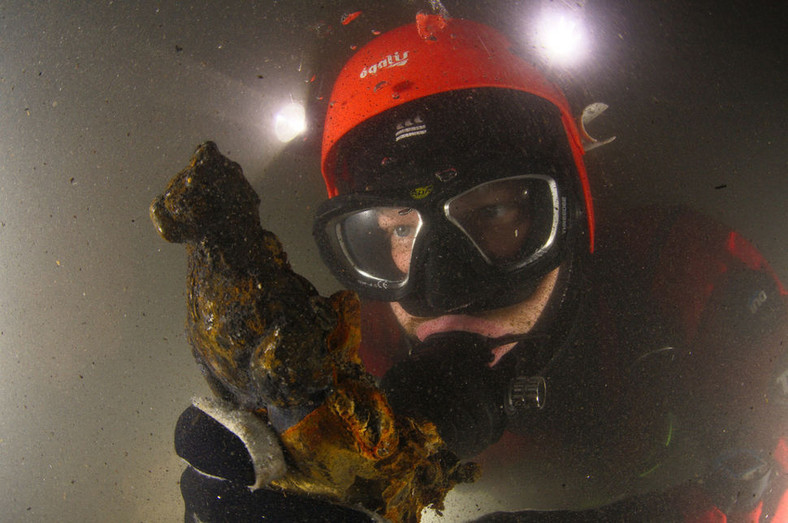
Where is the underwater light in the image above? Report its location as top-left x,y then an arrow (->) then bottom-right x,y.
535,12 -> 586,64
274,101 -> 307,143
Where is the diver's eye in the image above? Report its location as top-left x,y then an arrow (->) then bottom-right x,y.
393,225 -> 414,238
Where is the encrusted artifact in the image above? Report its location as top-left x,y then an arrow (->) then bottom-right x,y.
150,142 -> 477,522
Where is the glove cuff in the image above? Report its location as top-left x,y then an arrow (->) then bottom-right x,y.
177,396 -> 286,490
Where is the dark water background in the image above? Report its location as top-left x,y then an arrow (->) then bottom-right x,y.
0,1 -> 783,519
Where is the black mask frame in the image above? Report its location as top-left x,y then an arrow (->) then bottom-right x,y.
314,165 -> 580,315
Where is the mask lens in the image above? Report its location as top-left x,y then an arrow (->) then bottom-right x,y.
445,176 -> 559,268
333,207 -> 423,285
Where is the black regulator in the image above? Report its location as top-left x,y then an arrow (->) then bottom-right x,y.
381,332 -> 549,458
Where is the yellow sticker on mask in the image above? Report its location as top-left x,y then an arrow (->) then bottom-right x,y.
410,185 -> 433,199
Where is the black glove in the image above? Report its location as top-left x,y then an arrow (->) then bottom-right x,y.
381,332 -> 508,459
174,397 -> 377,522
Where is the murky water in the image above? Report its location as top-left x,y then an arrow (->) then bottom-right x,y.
0,1 -> 783,520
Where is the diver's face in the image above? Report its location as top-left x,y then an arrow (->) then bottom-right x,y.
381,179 -> 560,363
390,267 -> 560,366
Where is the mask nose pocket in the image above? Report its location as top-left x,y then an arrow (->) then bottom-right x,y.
418,230 -> 489,313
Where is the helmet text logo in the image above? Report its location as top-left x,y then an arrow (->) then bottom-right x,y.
359,51 -> 409,78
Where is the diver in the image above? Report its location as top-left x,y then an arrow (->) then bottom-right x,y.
175,15 -> 788,521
